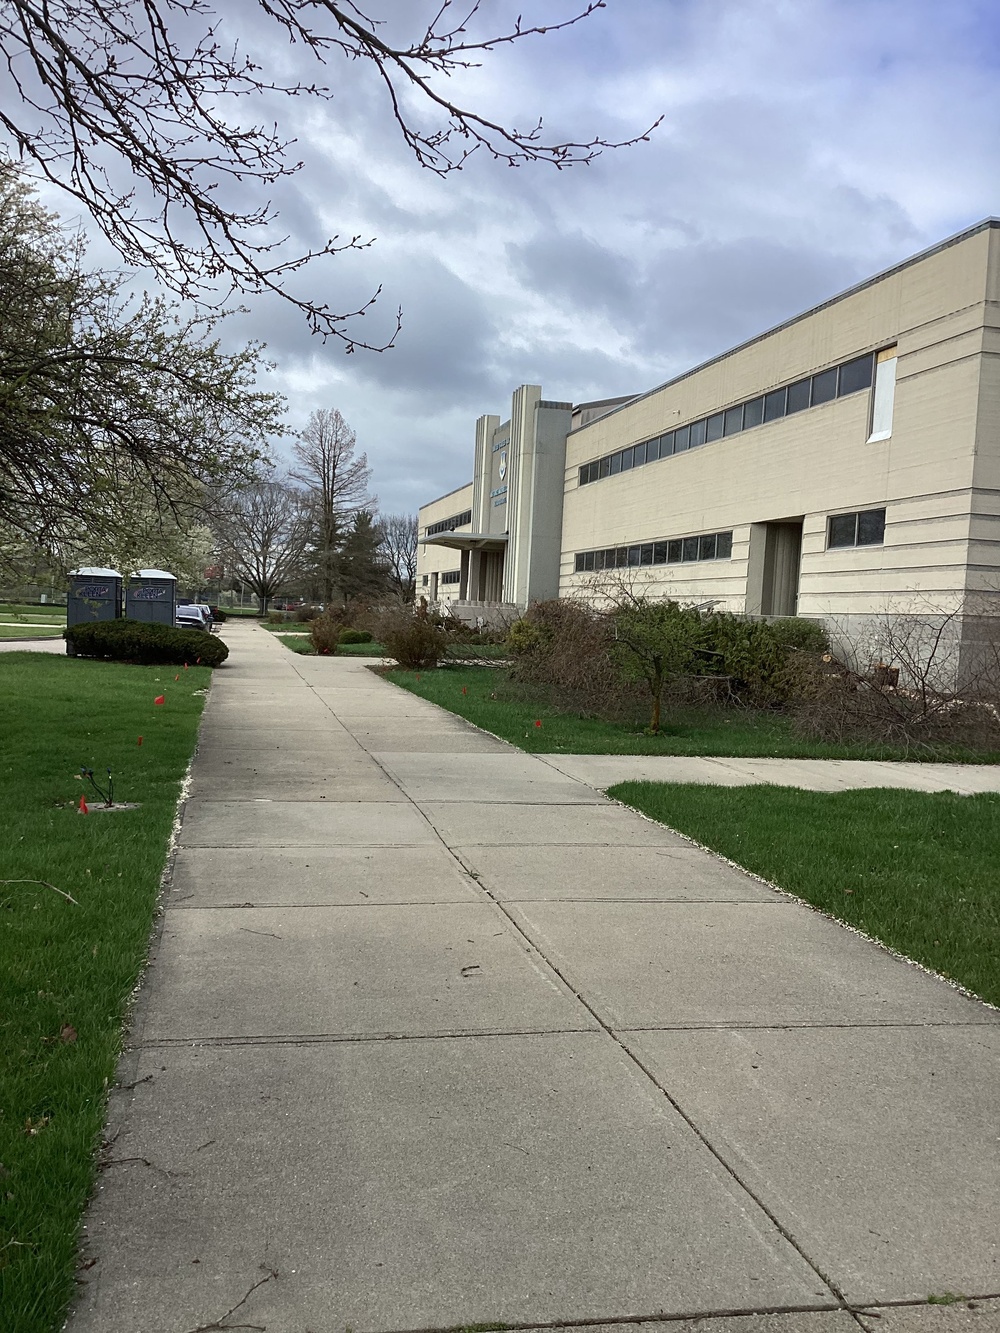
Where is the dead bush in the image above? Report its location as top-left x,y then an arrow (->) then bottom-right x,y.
511,599 -> 615,687
362,605 -> 447,669
309,608 -> 347,655
793,609 -> 1000,752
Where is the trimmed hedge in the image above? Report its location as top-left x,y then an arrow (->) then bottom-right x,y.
338,627 -> 373,645
64,618 -> 229,667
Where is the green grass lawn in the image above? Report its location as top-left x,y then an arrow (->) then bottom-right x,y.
0,652 -> 211,1333
0,626 -> 64,640
385,664 -> 1000,761
609,782 -> 1000,1006
275,634 -> 386,656
0,605 -> 65,625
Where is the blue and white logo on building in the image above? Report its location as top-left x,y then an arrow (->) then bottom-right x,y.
498,451 -> 507,482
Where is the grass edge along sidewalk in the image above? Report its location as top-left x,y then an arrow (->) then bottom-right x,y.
275,633 -> 387,656
610,781 -> 1000,1009
0,652 -> 211,1333
385,664 -> 1000,762
0,625 -> 64,640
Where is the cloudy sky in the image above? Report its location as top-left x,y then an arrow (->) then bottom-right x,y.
26,0 -> 1000,514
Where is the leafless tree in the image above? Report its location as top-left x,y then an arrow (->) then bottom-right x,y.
214,477 -> 311,613
289,407 -> 372,605
378,512 -> 418,601
0,2 -> 660,346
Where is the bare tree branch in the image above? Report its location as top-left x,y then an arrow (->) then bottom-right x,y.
0,879 -> 79,904
212,476 -> 312,612
0,2 -> 660,346
378,511 -> 417,601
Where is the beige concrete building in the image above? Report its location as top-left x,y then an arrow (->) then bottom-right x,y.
418,220 -> 1000,661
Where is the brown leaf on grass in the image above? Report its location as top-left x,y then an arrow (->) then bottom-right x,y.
60,1024 -> 78,1044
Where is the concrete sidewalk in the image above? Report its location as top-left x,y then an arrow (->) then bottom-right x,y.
71,623 -> 1000,1333
536,753 -> 1000,795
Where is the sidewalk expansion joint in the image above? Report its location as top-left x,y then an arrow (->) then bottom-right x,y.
131,1027 -> 602,1049
495,895 -> 798,904
373,1291 -> 1000,1333
374,1300 -> 849,1333
410,799 -> 611,806
177,841 -> 436,849
616,1018 -> 1000,1032
168,899 -> 485,910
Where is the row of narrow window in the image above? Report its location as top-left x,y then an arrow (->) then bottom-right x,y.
440,570 -> 462,584
574,531 -> 734,572
571,508 -> 887,575
426,509 -> 472,536
578,352 -> 876,487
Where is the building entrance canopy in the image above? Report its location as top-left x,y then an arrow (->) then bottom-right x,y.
419,532 -> 508,553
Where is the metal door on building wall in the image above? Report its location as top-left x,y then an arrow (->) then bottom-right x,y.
748,520 -> 803,617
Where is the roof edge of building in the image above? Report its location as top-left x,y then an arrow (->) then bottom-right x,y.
418,480 -> 474,514
567,217 -> 1000,437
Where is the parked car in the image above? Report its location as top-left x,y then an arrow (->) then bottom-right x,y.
194,603 -> 215,629
175,604 -> 211,632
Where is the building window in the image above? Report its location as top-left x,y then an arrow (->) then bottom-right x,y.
440,569 -> 462,584
827,508 -> 886,549
811,367 -> 838,405
426,509 -> 472,536
743,397 -> 764,428
786,378 -> 811,414
838,354 -> 874,396
421,575 -> 429,586
868,347 -> 897,442
577,349 -> 881,487
763,387 -> 786,422
574,530 -> 734,571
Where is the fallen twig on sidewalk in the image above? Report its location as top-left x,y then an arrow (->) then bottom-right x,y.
182,1266 -> 278,1333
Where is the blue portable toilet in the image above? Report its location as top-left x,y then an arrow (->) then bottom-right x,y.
125,569 -> 177,625
67,567 -> 123,627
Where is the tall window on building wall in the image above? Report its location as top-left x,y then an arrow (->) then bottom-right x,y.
868,347 -> 897,442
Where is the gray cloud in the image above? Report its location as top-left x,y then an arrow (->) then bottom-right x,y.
22,0 -> 1000,514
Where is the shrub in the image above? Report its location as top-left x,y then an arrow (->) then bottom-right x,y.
698,615 -> 793,706
768,616 -> 829,653
338,627 -> 373,645
65,619 -> 229,666
507,617 -> 542,655
611,599 -> 707,732
362,606 -> 447,669
310,609 -> 347,655
383,620 -> 446,669
295,604 -> 320,623
208,606 -> 228,623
